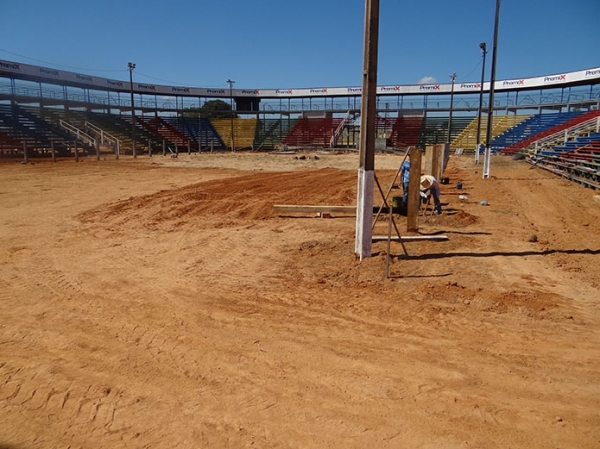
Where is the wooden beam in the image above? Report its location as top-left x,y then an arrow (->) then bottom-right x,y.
274,205 -> 356,214
407,148 -> 422,232
355,0 -> 380,260
372,235 -> 448,242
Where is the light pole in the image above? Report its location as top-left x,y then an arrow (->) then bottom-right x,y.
227,78 -> 235,152
447,73 -> 457,145
484,0 -> 501,179
128,62 -> 136,158
475,42 -> 487,164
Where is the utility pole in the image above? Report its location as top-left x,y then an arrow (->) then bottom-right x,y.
484,0 -> 501,178
475,42 -> 487,164
355,0 -> 379,260
447,72 -> 456,144
128,62 -> 136,158
227,79 -> 235,152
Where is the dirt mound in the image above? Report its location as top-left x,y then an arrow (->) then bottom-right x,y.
80,168 -> 357,229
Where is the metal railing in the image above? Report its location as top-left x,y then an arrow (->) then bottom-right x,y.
533,115 -> 600,154
59,119 -> 96,147
85,121 -> 121,156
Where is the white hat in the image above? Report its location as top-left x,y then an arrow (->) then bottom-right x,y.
420,175 -> 433,189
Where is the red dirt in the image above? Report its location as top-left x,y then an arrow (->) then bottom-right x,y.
1,152 -> 599,448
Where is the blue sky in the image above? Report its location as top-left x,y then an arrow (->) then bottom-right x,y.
1,0 -> 598,89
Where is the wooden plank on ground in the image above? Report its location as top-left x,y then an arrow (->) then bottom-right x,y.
274,205 -> 356,214
372,235 -> 448,242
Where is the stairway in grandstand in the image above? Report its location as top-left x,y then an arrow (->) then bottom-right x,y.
255,117 -> 300,150
38,108 -> 112,155
529,127 -> 600,189
416,116 -> 471,149
0,104 -> 92,155
97,114 -> 162,154
329,111 -> 353,148
38,109 -> 149,155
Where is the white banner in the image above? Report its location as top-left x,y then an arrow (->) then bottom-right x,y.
1,59 -> 599,98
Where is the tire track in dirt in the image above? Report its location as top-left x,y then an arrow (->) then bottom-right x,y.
0,362 -> 138,440
0,254 -> 206,443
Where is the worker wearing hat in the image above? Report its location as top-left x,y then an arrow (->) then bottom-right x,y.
420,174 -> 442,215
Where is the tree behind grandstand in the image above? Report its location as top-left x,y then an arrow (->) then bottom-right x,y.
182,100 -> 236,119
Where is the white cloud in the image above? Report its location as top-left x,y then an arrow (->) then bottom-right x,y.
418,76 -> 437,85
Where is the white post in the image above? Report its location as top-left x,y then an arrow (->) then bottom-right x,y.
354,0 -> 379,260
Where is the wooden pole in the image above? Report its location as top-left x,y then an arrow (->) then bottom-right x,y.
407,148 -> 422,232
355,0 -> 380,260
431,144 -> 441,180
385,198 -> 393,278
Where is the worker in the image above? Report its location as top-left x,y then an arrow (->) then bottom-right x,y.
420,174 -> 442,215
399,153 -> 410,206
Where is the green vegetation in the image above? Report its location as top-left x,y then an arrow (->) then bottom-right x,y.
182,100 -> 236,119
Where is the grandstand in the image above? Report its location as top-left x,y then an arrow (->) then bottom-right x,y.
0,59 -> 599,159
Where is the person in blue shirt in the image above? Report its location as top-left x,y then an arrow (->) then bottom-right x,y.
399,153 -> 410,206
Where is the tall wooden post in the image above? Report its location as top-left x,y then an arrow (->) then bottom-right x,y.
431,144 -> 441,180
407,149 -> 422,232
355,0 -> 380,260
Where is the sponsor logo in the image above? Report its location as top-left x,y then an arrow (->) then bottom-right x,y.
107,79 -> 124,87
207,89 -> 226,94
276,89 -> 293,95
39,67 -> 60,76
502,79 -> 525,86
138,83 -> 156,91
347,87 -> 362,93
419,84 -> 440,91
585,69 -> 600,77
381,86 -> 401,92
171,87 -> 190,93
543,74 -> 566,82
460,83 -> 481,89
76,74 -> 93,82
310,88 -> 328,94
0,61 -> 20,70
241,89 -> 260,95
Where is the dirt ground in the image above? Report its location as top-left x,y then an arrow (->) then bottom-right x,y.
1,151 -> 600,449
